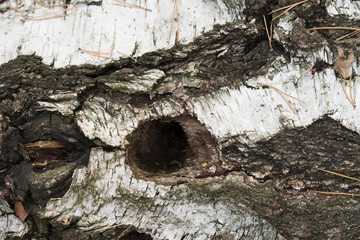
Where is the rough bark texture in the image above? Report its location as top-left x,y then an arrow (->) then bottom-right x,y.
1,0 -> 360,239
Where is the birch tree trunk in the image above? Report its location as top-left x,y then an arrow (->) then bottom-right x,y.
1,0 -> 360,239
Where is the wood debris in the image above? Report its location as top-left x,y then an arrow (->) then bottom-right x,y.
269,0 -> 308,22
14,201 -> 29,221
112,0 -> 152,12
21,5 -> 78,21
117,51 -> 136,61
168,0 -> 179,44
313,168 -> 360,196
334,47 -> 357,107
266,0 -> 309,51
135,40 -> 142,61
91,218 -> 138,233
312,190 -> 360,196
79,48 -> 113,59
258,82 -> 305,116
316,168 -> 360,182
4,175 -> 15,192
308,26 -> 360,41
334,47 -> 356,79
34,0 -> 69,8
6,0 -> 26,12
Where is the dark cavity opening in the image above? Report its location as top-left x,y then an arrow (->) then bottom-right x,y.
126,116 -> 221,184
128,120 -> 188,173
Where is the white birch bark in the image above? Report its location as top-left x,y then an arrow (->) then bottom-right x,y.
1,0 -> 360,239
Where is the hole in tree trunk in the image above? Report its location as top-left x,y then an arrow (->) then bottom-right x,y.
126,116 -> 221,184
128,120 -> 187,173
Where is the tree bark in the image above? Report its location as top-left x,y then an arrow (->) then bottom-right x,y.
1,0 -> 360,239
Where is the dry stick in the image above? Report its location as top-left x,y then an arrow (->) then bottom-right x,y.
112,3 -> 151,12
349,74 -> 355,107
312,190 -> 360,196
80,49 -> 113,55
270,18 -> 273,46
257,83 -> 305,103
268,0 -> 308,15
117,51 -> 136,60
7,1 -> 26,11
34,0 -> 68,8
168,0 -> 177,44
336,30 -> 360,41
0,169 -> 6,173
270,0 -> 308,21
278,90 -> 299,115
26,11 -> 75,21
314,168 -> 360,196
308,26 -> 360,32
21,5 -> 78,21
38,0 -> 61,1
340,79 -> 355,107
175,0 -> 179,44
114,0 -> 152,11
266,0 -> 308,51
308,27 -> 360,41
115,223 -> 134,240
80,49 -> 112,59
135,41 -> 142,60
119,218 -> 138,239
112,0 -> 152,12
263,15 -> 273,51
316,168 -> 360,182
92,219 -> 138,233
258,83 -> 304,116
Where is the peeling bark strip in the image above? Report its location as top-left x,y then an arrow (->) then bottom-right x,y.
1,0 -> 360,239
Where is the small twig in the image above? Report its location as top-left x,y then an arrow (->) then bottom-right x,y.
168,0 -> 178,44
313,168 -> 360,196
312,190 -> 360,196
135,41 -> 142,60
34,0 -> 69,8
270,0 -> 308,22
7,1 -> 26,11
308,26 -> 360,41
0,169 -> 6,173
257,83 -> 305,103
349,74 -> 355,107
92,219 -> 138,233
175,0 -> 179,45
112,0 -> 152,12
308,26 -> 360,32
258,83 -> 304,116
80,48 -> 112,59
278,90 -> 298,115
117,51 -> 136,61
340,79 -> 356,108
114,223 -> 134,240
80,49 -> 113,55
263,15 -> 273,51
315,168 -> 360,182
21,5 -> 78,21
336,30 -> 360,41
266,0 -> 308,52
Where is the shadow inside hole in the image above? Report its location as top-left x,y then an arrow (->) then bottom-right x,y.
127,116 -> 221,183
130,120 -> 188,173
